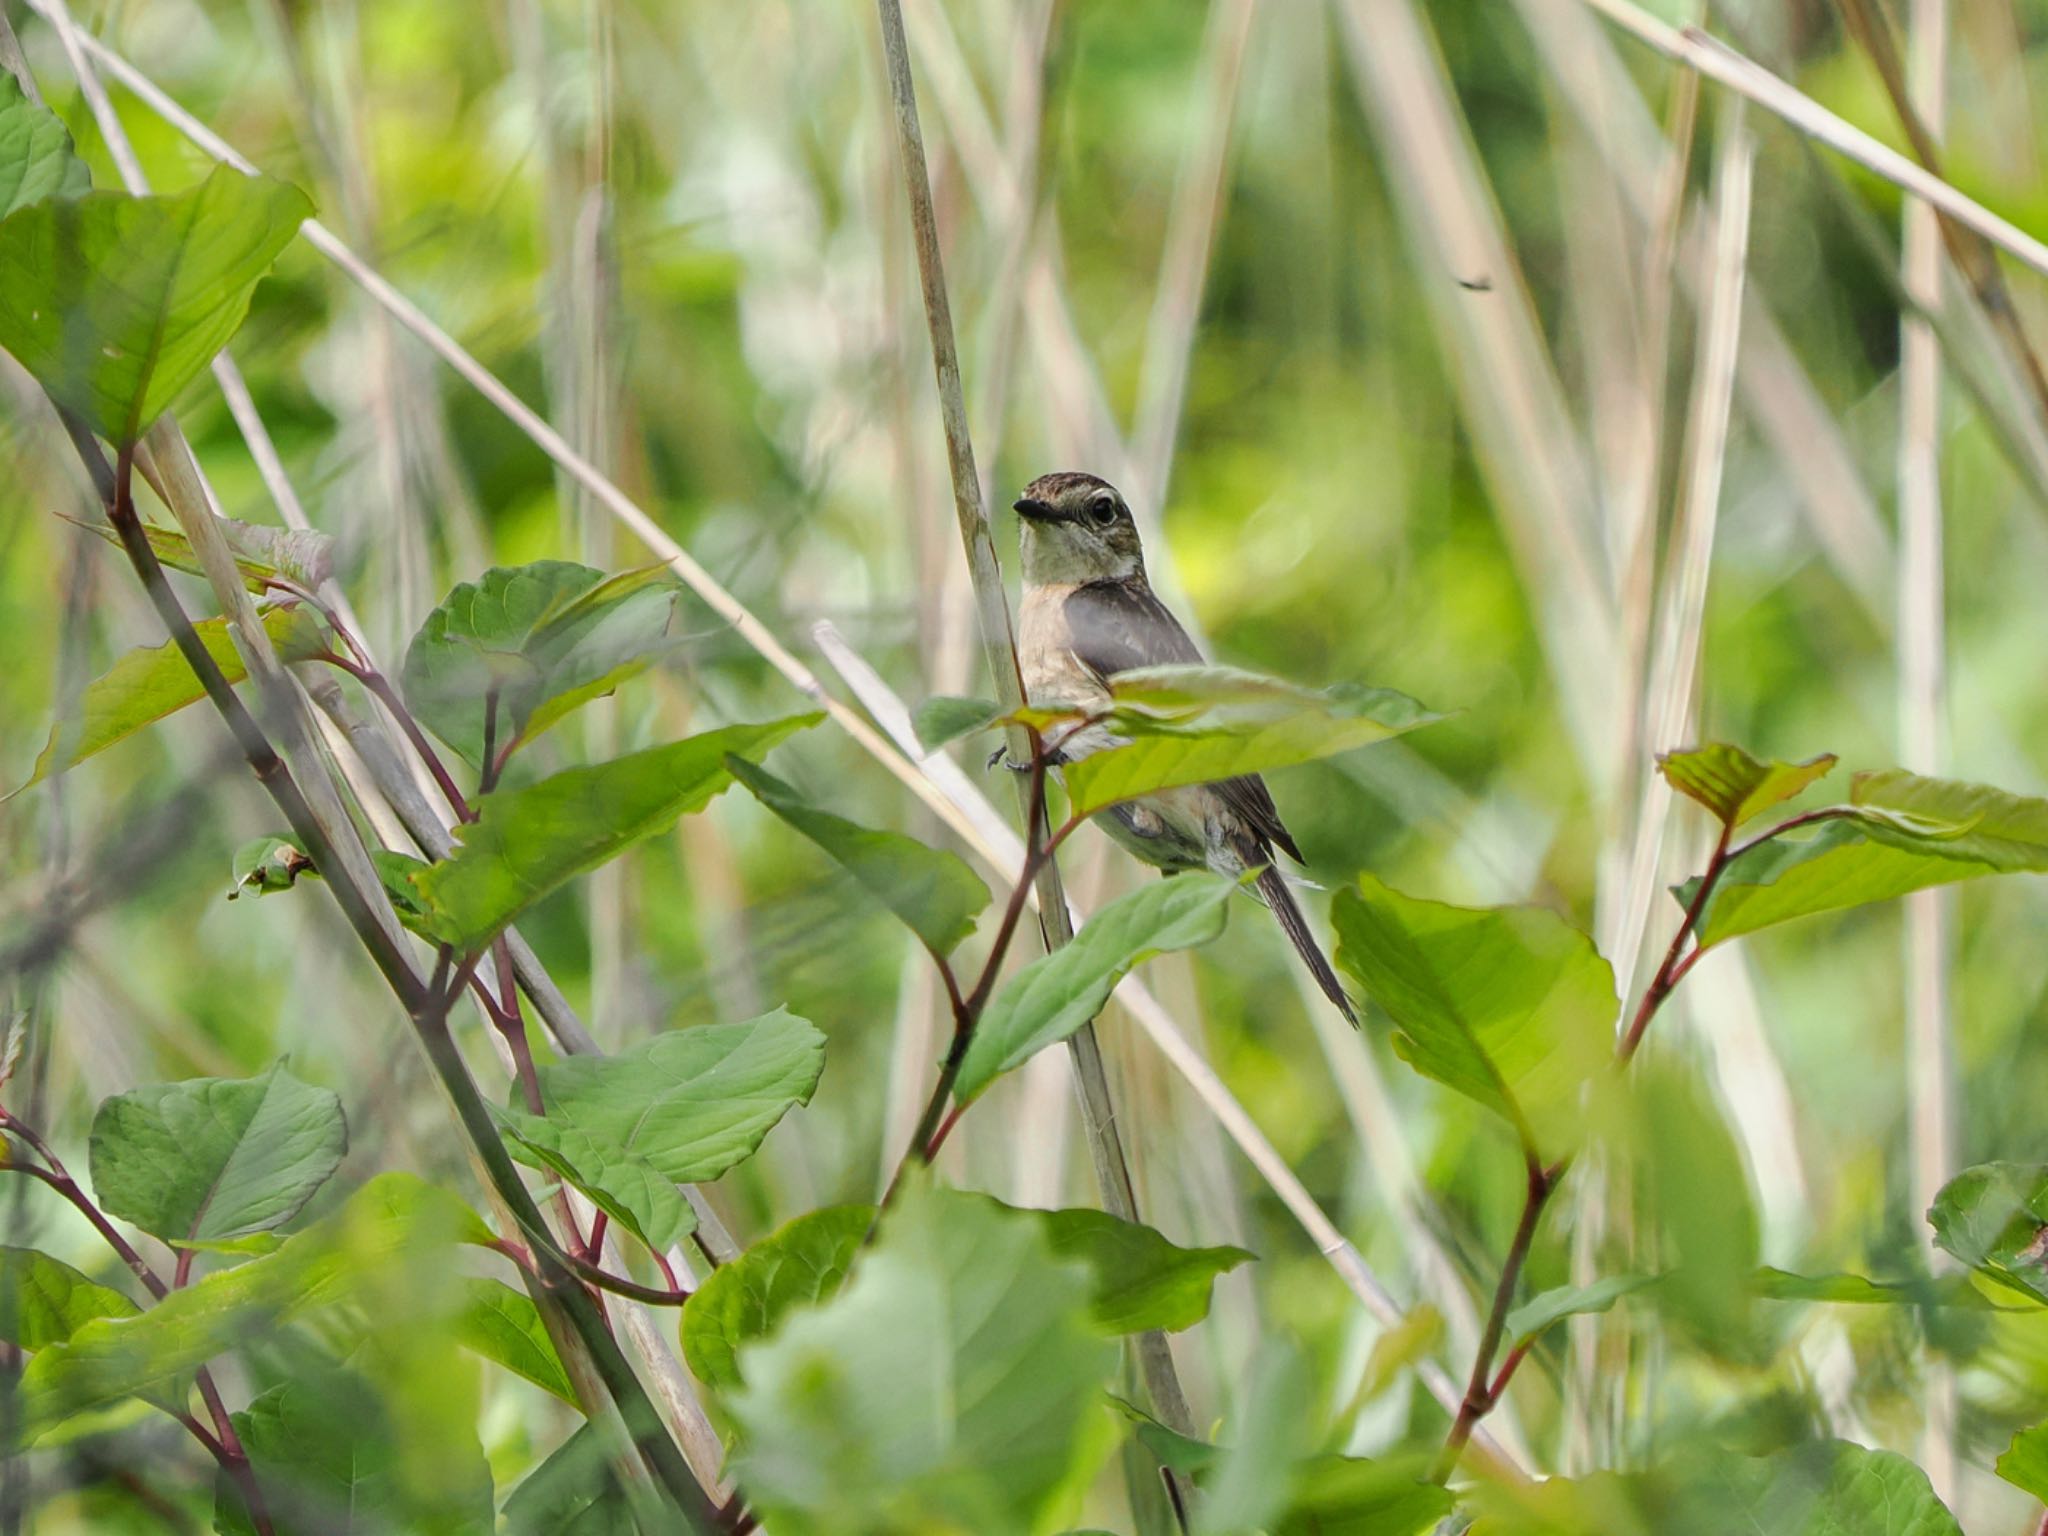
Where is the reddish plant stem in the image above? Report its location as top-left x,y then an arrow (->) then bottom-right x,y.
923,1102 -> 968,1163
172,1249 -> 195,1290
1619,823 -> 1732,1062
324,653 -> 473,822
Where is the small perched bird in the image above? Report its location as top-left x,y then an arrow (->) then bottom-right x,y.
1012,470 -> 1356,1023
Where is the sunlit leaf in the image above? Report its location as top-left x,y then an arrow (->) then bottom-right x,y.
954,872 -> 1234,1102
728,1179 -> 1116,1536
1505,1274 -> 1656,1349
1682,770 -> 2048,946
1997,1422 -> 2048,1503
682,1205 -> 872,1397
409,715 -> 819,950
1751,1267 -> 1996,1308
0,164 -> 311,443
1332,874 -> 1614,1157
61,510 -> 333,594
727,756 -> 989,953
913,695 -> 1003,752
502,1422 -> 634,1536
401,561 -> 679,767
1657,743 -> 1836,830
10,604 -> 329,796
454,1278 -> 575,1405
0,1248 -> 139,1351
89,1064 -> 346,1245
1927,1162 -> 2048,1303
0,76 -> 90,219
1031,1205 -> 1251,1335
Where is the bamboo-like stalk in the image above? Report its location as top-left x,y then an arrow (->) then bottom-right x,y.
1896,0 -> 1959,1499
868,0 -> 1197,1447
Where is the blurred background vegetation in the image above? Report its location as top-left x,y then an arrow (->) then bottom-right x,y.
6,0 -> 2048,1528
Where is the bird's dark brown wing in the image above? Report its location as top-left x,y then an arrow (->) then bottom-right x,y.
1063,580 -> 1303,864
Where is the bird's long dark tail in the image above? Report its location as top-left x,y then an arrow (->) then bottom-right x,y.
1255,864 -> 1357,1025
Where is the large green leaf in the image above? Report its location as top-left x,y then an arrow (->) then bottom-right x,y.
1657,743 -> 1836,829
453,1279 -> 575,1405
10,604 -> 329,796
1332,874 -> 1615,1156
215,1367 -> 493,1536
1034,666 -> 1437,817
1997,1422 -> 2048,1503
501,1011 -> 825,1254
89,1065 -> 346,1246
502,1422 -> 634,1536
1031,1205 -> 1251,1335
1683,770 -> 2048,946
682,1205 -> 873,1397
0,76 -> 90,219
728,1179 -> 1116,1536
1927,1162 -> 2048,1303
18,1173 -> 473,1440
954,871 -> 1235,1102
0,1248 -> 140,1351
409,714 -> 819,949
727,756 -> 989,953
400,561 -> 679,767
0,163 -> 311,443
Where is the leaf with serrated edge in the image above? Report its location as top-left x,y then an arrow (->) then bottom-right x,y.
727,755 -> 989,953
409,715 -> 819,949
0,1248 -> 139,1350
1027,1204 -> 1252,1335
1332,875 -> 1614,1158
0,164 -> 311,443
11,605 -> 328,797
682,1205 -> 872,1396
494,1106 -> 696,1253
955,872 -> 1235,1102
454,1278 -> 575,1404
1658,742 -> 1836,828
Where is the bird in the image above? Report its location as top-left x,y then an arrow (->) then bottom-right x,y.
1011,469 -> 1356,1023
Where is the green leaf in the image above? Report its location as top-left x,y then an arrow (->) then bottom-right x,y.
1683,770 -> 2048,946
0,163 -> 311,443
1505,1274 -> 1656,1349
1044,666 -> 1438,817
18,1173 -> 472,1440
10,604 -> 329,796
682,1205 -> 872,1397
1751,1266 -> 1997,1308
228,835 -> 314,897
1927,1162 -> 2048,1303
954,871 -> 1235,1102
914,695 -> 1004,751
502,1422 -> 635,1536
1032,1206 -> 1251,1334
454,1278 -> 575,1405
0,1248 -> 139,1350
409,714 -> 819,949
1193,1338 -> 1310,1536
214,1368 -> 493,1536
61,511 -> 333,594
728,1179 -> 1116,1536
1108,1395 -> 1219,1477
500,1011 -> 825,1253
1997,1423 -> 2048,1503
1657,743 -> 1836,829
1332,874 -> 1615,1157
401,561 -> 679,767
727,755 -> 990,953
89,1064 -> 346,1246
0,76 -> 90,218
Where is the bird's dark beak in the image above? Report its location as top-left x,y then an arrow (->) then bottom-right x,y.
1012,497 -> 1061,524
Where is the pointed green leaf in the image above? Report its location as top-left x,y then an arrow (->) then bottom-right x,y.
10,604 -> 329,796
1997,1423 -> 2048,1503
1658,743 -> 1836,829
727,755 -> 990,953
61,511 -> 333,594
1332,874 -> 1615,1157
89,1065 -> 346,1245
0,164 -> 311,443
454,1278 -> 575,1405
955,871 -> 1235,1102
682,1205 -> 873,1396
729,1180 -> 1116,1535
914,695 -> 1004,752
1927,1162 -> 2048,1303
1751,1267 -> 1996,1308
0,1248 -> 139,1350
1683,770 -> 2048,946
1047,668 -> 1438,816
1505,1275 -> 1656,1350
401,561 -> 679,767
409,714 -> 819,949
0,76 -> 91,218
1030,1206 -> 1251,1335
503,1422 -> 635,1536
501,1011 -> 824,1254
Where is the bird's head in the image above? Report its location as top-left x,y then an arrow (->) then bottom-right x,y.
1012,471 -> 1146,586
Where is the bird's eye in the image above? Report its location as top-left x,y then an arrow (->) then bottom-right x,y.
1088,495 -> 1119,526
